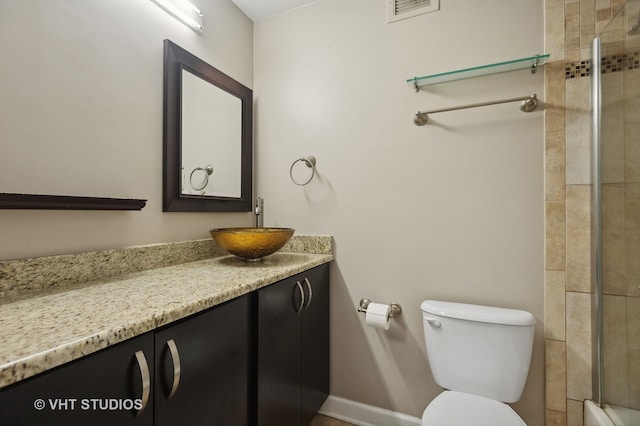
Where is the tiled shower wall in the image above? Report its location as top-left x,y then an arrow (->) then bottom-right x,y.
599,39 -> 640,411
544,0 -> 640,425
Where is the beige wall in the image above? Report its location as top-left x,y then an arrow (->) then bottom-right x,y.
1,1 -> 549,423
0,0 -> 254,261
544,0 -> 640,425
254,1 -> 545,424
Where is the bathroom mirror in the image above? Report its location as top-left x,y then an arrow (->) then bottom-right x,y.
163,40 -> 253,212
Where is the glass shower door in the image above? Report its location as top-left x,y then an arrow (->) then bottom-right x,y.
593,1 -> 640,424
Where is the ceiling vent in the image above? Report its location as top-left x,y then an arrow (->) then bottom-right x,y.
387,0 -> 439,23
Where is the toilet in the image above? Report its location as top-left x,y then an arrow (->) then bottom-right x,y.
420,300 -> 536,426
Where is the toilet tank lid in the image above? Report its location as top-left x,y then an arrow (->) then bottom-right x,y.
421,300 -> 536,326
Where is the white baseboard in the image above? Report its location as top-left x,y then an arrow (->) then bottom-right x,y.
319,395 -> 422,426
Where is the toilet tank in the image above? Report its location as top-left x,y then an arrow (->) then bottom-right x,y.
421,300 -> 536,403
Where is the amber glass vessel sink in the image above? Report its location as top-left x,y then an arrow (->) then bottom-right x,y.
209,227 -> 295,261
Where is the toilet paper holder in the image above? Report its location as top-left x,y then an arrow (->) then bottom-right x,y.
357,299 -> 402,319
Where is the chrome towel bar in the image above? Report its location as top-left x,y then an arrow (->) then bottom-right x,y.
414,94 -> 538,126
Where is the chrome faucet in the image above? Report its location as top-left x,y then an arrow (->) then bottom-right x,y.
255,197 -> 264,227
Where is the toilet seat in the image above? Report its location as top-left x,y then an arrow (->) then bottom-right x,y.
422,391 -> 527,426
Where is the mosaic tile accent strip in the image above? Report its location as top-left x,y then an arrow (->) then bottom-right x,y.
566,60 -> 591,79
565,52 -> 640,79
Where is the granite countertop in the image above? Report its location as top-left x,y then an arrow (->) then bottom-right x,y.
0,237 -> 333,390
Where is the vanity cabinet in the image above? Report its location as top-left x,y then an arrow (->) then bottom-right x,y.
0,332 -> 155,426
256,264 -> 330,426
0,294 -> 251,426
154,294 -> 251,425
0,261 -> 331,426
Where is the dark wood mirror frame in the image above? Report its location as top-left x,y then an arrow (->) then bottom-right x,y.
163,40 -> 253,212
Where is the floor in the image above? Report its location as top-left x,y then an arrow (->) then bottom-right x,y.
310,414 -> 356,426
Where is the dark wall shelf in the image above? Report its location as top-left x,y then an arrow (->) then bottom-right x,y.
0,193 -> 147,211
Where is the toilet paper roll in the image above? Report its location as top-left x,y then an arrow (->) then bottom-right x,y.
365,302 -> 391,330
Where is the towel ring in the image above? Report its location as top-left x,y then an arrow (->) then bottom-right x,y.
189,165 -> 213,191
290,156 -> 317,186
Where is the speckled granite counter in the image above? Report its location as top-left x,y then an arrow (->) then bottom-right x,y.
0,236 -> 333,390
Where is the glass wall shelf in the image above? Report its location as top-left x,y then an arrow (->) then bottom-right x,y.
407,54 -> 550,90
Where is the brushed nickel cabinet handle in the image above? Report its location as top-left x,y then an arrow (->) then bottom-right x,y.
295,281 -> 305,314
166,339 -> 181,399
134,350 -> 150,417
304,278 -> 313,309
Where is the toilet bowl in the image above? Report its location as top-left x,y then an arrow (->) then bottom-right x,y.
422,391 -> 526,425
420,300 -> 536,426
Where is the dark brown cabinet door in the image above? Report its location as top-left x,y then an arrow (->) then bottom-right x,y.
154,294 -> 251,426
257,264 -> 330,426
257,274 -> 303,426
0,333 -> 154,426
300,264 -> 330,426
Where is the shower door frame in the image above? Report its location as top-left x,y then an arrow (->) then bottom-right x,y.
590,35 -> 605,409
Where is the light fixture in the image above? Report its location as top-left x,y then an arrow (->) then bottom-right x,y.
151,0 -> 204,33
